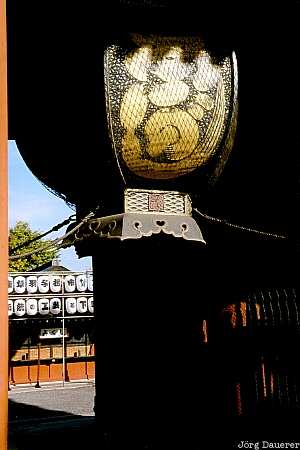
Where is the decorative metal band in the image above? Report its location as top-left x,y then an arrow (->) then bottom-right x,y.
124,188 -> 192,215
73,213 -> 205,243
104,34 -> 238,182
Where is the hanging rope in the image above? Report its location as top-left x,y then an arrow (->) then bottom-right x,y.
10,214 -> 76,254
9,208 -> 99,260
9,204 -> 287,261
193,208 -> 288,240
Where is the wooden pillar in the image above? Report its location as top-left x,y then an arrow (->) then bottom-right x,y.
0,0 -> 8,446
92,236 -> 218,447
35,343 -> 41,388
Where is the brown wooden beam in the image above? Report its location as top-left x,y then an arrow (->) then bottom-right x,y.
0,0 -> 8,447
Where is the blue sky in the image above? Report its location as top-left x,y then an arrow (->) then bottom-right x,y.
9,140 -> 92,271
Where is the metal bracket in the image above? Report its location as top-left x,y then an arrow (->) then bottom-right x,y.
73,213 -> 205,243
71,189 -> 206,252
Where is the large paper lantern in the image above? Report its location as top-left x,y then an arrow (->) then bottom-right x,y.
50,298 -> 61,315
59,31 -> 238,247
65,298 -> 77,315
26,298 -> 38,316
76,274 -> 88,292
26,276 -> 38,294
8,300 -> 13,316
104,34 -> 237,189
87,274 -> 93,292
38,298 -> 50,315
14,299 -> 26,317
49,275 -> 62,293
77,297 -> 88,314
14,276 -> 26,294
38,276 -> 50,294
64,275 -> 76,293
8,276 -> 13,294
88,297 -> 94,314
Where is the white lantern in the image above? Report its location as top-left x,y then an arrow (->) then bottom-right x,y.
50,297 -> 61,315
38,275 -> 50,293
87,273 -> 93,292
14,299 -> 26,317
50,275 -> 62,293
88,297 -> 94,314
26,298 -> 38,316
65,297 -> 77,315
77,297 -> 88,313
8,276 -> 13,294
26,275 -> 38,294
38,298 -> 50,315
64,275 -> 76,293
76,274 -> 87,292
14,276 -> 26,294
8,300 -> 13,316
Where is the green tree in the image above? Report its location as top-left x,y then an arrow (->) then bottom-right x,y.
9,221 -> 59,272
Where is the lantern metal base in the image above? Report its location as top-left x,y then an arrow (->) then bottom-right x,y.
74,212 -> 205,243
71,189 -> 206,257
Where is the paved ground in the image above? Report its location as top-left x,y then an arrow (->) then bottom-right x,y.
9,380 -> 95,419
8,381 -> 300,449
8,381 -> 97,450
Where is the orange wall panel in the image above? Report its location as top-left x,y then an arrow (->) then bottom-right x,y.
11,366 -> 29,384
29,365 -> 38,384
11,360 -> 95,384
39,364 -> 50,382
50,363 -> 63,382
87,361 -> 95,380
66,362 -> 86,381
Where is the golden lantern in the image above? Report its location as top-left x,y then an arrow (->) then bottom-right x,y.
104,33 -> 238,185
80,32 -> 239,244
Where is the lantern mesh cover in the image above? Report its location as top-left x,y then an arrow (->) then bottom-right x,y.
104,34 -> 238,184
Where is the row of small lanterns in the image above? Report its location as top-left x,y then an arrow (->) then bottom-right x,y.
8,296 -> 94,317
8,273 -> 93,294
